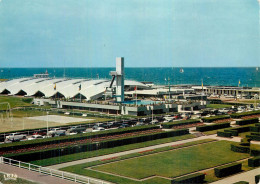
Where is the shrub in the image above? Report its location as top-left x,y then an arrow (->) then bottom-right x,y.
232,182 -> 249,184
162,119 -> 200,129
256,175 -> 260,184
217,131 -> 232,138
251,149 -> 260,157
22,98 -> 33,103
248,156 -> 260,167
246,135 -> 260,141
236,118 -> 259,126
231,143 -> 250,153
249,125 -> 260,133
224,126 -> 250,136
214,163 -> 242,178
196,122 -> 230,132
171,173 -> 205,184
201,115 -> 230,123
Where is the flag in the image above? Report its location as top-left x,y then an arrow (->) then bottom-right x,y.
238,80 -> 241,85
134,86 -> 137,91
202,81 -> 203,89
79,84 -> 81,91
54,83 -> 56,90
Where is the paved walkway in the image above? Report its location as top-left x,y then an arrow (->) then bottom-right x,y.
50,134 -> 242,170
0,164 -> 77,184
210,167 -> 259,184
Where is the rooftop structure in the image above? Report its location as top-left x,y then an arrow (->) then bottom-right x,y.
0,77 -> 147,100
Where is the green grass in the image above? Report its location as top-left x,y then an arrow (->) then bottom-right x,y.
0,96 -> 33,109
206,104 -> 233,109
61,141 -> 249,184
203,127 -> 231,135
30,134 -> 195,166
0,172 -> 37,184
93,141 -> 249,179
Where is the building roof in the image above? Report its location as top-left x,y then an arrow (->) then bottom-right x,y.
0,77 -> 147,100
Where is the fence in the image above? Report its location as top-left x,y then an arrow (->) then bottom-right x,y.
0,156 -> 110,184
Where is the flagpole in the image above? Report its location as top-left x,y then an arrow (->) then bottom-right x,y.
136,86 -> 137,105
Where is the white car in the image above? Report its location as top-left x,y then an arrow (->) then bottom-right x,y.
6,133 -> 27,141
92,127 -> 105,132
28,135 -> 44,140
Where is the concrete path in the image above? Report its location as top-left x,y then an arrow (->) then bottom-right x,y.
50,134 -> 242,170
210,167 -> 260,184
0,164 -> 77,184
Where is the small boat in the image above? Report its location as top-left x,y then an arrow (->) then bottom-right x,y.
180,68 -> 184,73
256,67 -> 259,71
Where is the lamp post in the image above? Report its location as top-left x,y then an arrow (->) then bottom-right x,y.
47,112 -> 49,136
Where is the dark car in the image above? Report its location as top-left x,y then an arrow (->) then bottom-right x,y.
118,124 -> 130,129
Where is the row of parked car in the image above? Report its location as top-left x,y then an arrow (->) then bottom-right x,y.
3,115 -> 184,143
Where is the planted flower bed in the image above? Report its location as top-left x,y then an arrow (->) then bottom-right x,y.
230,110 -> 260,119
4,129 -> 190,162
201,115 -> 230,123
162,119 -> 200,129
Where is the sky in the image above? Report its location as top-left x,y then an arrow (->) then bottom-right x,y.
0,0 -> 259,67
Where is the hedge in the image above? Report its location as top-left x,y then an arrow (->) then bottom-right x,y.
214,163 -> 242,178
171,173 -> 205,184
230,110 -> 260,119
217,131 -> 232,138
0,125 -> 159,151
232,182 -> 249,184
162,119 -> 200,129
196,122 -> 230,132
236,118 -> 259,126
248,156 -> 260,167
251,132 -> 260,136
224,126 -> 250,136
231,143 -> 250,153
249,125 -> 260,133
5,129 -> 189,162
246,135 -> 260,141
251,149 -> 260,157
256,175 -> 260,184
201,115 -> 230,123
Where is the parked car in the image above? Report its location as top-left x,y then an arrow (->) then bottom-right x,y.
48,128 -> 66,137
92,126 -> 105,132
28,135 -> 44,140
67,126 -> 85,134
118,124 -> 130,129
33,131 -> 46,136
6,133 -> 26,141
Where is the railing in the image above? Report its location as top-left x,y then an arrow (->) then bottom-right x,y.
0,156 -> 110,184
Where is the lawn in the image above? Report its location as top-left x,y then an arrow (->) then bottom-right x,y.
93,141 -> 249,179
206,104 -> 233,109
0,96 -> 33,109
31,134 -> 195,166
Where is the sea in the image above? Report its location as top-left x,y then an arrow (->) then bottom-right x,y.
0,67 -> 259,87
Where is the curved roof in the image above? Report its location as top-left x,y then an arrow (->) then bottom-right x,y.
0,77 -> 148,100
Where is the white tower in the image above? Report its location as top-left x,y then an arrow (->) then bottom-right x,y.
109,57 -> 125,102
116,57 -> 124,102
